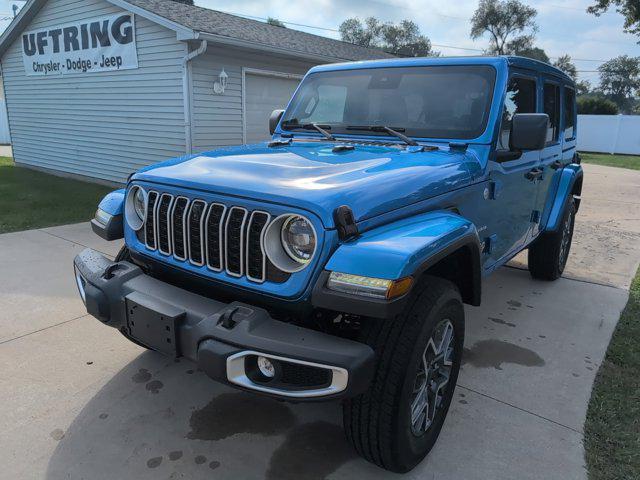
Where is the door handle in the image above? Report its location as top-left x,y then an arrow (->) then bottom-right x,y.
550,159 -> 564,170
525,168 -> 544,181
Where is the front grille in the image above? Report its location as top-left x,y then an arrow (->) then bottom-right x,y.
171,197 -> 189,261
225,207 -> 248,277
157,194 -> 173,255
144,192 -> 276,283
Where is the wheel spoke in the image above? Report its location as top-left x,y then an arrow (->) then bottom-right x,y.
410,387 -> 428,428
437,321 -> 454,355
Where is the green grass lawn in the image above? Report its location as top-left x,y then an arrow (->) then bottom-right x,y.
580,153 -> 640,171
0,156 -> 112,234
585,267 -> 640,480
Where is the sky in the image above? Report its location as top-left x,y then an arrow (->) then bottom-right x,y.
1,0 -> 638,85
189,0 -> 640,86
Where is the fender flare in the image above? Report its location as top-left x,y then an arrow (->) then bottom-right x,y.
314,211 -> 482,317
543,164 -> 583,232
98,189 -> 126,216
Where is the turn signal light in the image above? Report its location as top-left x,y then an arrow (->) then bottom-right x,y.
326,272 -> 413,300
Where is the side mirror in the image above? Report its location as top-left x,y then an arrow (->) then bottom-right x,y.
269,109 -> 285,135
510,113 -> 549,151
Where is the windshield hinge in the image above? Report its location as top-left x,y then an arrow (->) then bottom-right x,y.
449,142 -> 469,152
267,138 -> 292,148
334,206 -> 359,241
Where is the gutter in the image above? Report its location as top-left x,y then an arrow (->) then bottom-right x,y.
182,39 -> 208,154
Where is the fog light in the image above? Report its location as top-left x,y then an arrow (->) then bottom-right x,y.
257,356 -> 276,378
75,268 -> 87,304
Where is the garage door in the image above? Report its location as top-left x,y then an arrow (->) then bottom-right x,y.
244,72 -> 301,144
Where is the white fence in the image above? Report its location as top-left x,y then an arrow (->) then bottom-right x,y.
577,115 -> 640,155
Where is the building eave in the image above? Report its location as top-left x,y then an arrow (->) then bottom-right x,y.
195,31 -> 351,64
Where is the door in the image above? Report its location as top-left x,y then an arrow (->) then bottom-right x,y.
483,74 -> 541,268
531,80 -> 564,238
244,70 -> 301,144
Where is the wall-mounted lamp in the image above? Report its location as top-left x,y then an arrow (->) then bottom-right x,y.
213,68 -> 228,94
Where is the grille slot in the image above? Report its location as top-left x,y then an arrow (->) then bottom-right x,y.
187,200 -> 207,266
143,195 -> 289,283
171,197 -> 189,261
157,194 -> 174,255
205,203 -> 226,271
225,207 -> 248,277
144,191 -> 159,250
246,211 -> 271,283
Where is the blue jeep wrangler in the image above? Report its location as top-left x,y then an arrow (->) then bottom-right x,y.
74,56 -> 582,472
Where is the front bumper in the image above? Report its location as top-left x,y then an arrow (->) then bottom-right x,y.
73,249 -> 374,400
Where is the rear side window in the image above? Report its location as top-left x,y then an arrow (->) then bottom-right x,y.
564,87 -> 576,140
543,82 -> 560,144
499,77 -> 537,150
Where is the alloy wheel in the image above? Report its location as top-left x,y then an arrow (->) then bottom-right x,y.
410,319 -> 455,436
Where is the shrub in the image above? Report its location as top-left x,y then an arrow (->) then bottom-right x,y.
577,96 -> 619,115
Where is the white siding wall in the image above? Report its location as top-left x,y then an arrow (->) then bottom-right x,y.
191,45 -> 316,152
1,0 -> 187,183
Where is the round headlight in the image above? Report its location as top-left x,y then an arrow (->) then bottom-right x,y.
133,188 -> 145,221
125,186 -> 147,231
281,216 -> 316,264
264,214 -> 317,273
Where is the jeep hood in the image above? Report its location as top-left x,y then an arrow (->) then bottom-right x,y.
134,142 -> 479,228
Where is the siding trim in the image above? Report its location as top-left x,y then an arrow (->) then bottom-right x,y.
241,67 -> 303,144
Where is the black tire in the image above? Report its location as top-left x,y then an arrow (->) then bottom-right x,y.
528,198 -> 576,281
343,276 -> 465,473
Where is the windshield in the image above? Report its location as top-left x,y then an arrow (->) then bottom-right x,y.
281,65 -> 497,140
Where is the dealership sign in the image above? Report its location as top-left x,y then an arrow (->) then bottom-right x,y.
21,13 -> 138,76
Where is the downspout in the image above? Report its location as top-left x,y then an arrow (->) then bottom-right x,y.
182,39 -> 208,154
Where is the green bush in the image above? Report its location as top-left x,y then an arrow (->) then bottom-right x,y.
577,96 -> 619,115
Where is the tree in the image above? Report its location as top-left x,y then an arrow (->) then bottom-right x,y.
470,0 -> 538,55
577,95 -> 619,114
339,17 -> 438,57
502,35 -> 549,62
553,54 -> 578,80
267,17 -> 286,28
588,0 -> 640,41
598,55 -> 640,112
576,80 -> 592,96
552,55 -> 592,94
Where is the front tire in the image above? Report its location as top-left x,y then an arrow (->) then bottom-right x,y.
343,276 -> 465,473
528,198 -> 576,281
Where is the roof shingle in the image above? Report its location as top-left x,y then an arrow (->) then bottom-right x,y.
125,0 -> 394,61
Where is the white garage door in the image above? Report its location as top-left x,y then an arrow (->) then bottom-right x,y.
244,72 -> 301,144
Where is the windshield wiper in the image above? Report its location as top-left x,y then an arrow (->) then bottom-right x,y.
345,125 -> 418,146
281,122 -> 336,141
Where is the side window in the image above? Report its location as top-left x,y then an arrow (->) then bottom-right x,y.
543,82 -> 560,144
499,77 -> 537,150
564,87 -> 576,140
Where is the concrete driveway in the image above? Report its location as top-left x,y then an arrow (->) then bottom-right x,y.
1,163 -> 638,480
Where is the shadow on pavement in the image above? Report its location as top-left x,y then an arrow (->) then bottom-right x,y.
44,350 -> 370,480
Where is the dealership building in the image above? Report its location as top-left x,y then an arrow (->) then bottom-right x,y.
0,0 -> 390,184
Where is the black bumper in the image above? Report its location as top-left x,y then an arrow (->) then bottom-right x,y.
73,249 -> 374,401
